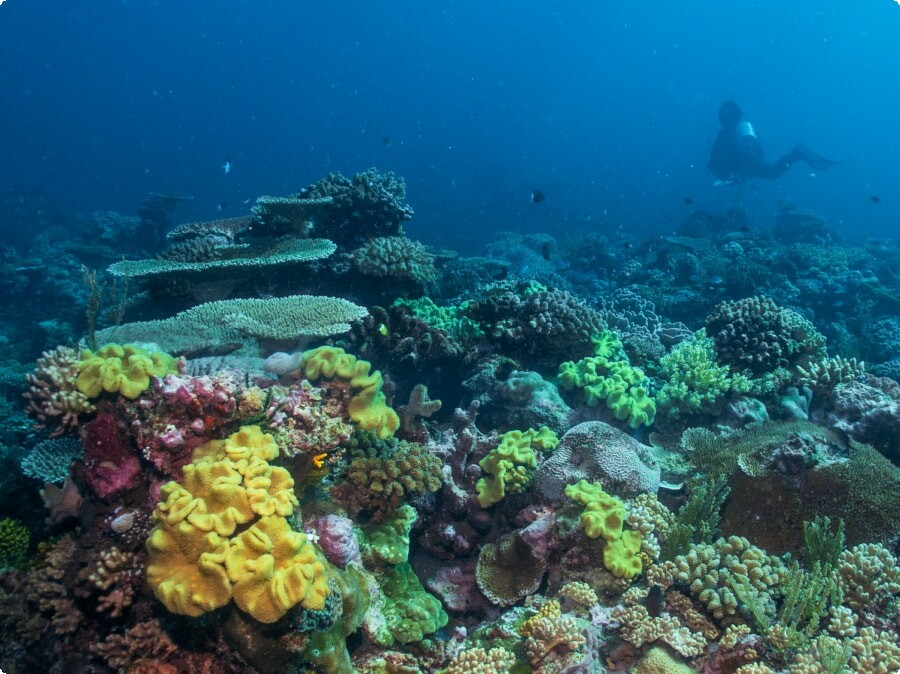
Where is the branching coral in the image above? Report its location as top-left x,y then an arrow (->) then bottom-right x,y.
352,235 -> 436,283
332,435 -> 442,520
705,296 -> 826,377
519,599 -> 587,666
23,346 -> 95,436
655,329 -> 751,418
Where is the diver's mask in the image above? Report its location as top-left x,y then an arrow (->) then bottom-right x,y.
735,121 -> 756,138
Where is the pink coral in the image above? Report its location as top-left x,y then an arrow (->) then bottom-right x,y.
265,381 -> 354,459
118,371 -> 242,477
82,413 -> 142,499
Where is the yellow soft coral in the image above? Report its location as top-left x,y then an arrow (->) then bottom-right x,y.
76,343 -> 177,399
565,479 -> 643,579
146,426 -> 331,623
301,346 -> 400,439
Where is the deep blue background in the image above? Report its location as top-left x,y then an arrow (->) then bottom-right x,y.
1,1 -> 898,250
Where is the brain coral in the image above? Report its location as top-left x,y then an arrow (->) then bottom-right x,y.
534,421 -> 660,501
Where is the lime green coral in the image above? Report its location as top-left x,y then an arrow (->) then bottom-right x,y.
0,518 -> 29,570
565,479 -> 643,579
557,331 -> 656,429
476,426 -> 559,507
655,330 -> 750,418
374,562 -> 449,645
358,504 -> 417,565
392,296 -> 484,342
300,346 -> 400,439
76,343 -> 177,399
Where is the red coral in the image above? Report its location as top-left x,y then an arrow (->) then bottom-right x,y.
81,413 -> 141,500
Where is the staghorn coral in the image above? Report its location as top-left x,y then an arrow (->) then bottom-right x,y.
705,296 -> 826,377
23,346 -> 96,436
332,434 -> 441,520
352,235 -> 436,283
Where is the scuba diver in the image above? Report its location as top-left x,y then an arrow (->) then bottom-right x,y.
708,100 -> 842,184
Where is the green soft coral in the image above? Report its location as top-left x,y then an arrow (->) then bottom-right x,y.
557,330 -> 656,429
392,296 -> 484,342
655,330 -> 751,418
476,426 -> 559,507
374,562 -> 448,645
358,504 -> 416,565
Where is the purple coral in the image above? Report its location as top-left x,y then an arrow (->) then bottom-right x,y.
308,514 -> 360,569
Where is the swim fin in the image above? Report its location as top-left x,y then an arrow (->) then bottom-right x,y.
793,144 -> 843,170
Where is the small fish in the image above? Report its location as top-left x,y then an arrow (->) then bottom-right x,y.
222,159 -> 232,174
871,195 -> 881,204
541,241 -> 552,261
216,201 -> 228,212
645,585 -> 664,618
382,137 -> 392,147
683,196 -> 693,205
530,189 -> 545,204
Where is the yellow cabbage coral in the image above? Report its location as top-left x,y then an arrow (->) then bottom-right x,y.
76,343 -> 176,399
146,425 -> 332,623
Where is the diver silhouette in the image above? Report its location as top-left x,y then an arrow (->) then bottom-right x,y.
708,100 -> 842,184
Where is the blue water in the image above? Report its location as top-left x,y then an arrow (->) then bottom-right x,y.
1,1 -> 898,249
